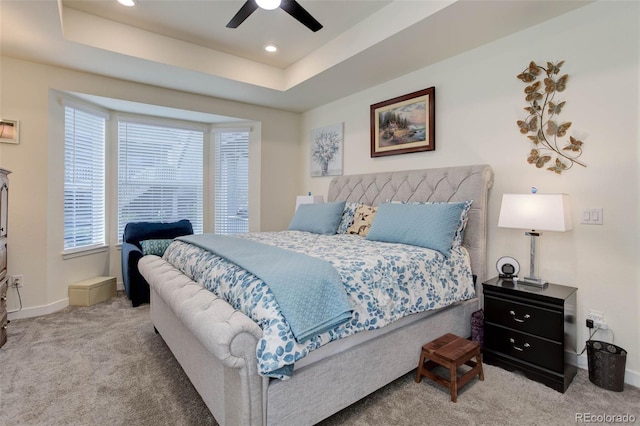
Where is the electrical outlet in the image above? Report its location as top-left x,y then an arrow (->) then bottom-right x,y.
586,309 -> 607,329
11,274 -> 23,288
586,309 -> 604,323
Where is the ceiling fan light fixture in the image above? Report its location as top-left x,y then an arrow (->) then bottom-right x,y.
226,0 -> 321,32
117,0 -> 136,7
264,44 -> 278,53
256,0 -> 281,10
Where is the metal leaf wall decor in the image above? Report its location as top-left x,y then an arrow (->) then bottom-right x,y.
516,60 -> 586,174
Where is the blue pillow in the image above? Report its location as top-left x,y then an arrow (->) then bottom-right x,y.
366,202 -> 467,256
140,239 -> 174,256
391,200 -> 473,248
288,201 -> 346,235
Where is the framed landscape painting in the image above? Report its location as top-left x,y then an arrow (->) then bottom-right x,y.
370,87 -> 435,157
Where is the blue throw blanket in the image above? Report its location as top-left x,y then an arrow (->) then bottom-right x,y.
177,234 -> 353,343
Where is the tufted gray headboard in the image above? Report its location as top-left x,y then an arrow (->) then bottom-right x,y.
327,164 -> 494,286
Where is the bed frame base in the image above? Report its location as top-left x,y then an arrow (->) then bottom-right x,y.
151,287 -> 267,425
265,299 -> 478,425
151,284 -> 477,426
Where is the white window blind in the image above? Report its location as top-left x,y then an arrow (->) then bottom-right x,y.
64,106 -> 106,250
214,130 -> 249,234
117,120 -> 204,242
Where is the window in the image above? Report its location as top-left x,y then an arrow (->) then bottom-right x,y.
214,130 -> 249,234
117,119 -> 204,241
64,106 -> 106,251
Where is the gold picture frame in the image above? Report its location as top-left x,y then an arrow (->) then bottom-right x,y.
0,119 -> 19,144
370,87 -> 435,157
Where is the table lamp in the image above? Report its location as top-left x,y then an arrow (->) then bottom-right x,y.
498,192 -> 572,287
295,194 -> 324,211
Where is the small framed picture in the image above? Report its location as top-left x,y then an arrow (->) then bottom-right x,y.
370,87 -> 435,157
0,119 -> 19,144
311,122 -> 343,177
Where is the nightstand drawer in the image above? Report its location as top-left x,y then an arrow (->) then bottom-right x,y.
484,295 -> 563,341
485,324 -> 563,373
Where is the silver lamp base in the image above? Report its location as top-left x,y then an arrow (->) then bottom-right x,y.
518,276 -> 548,288
521,231 -> 549,288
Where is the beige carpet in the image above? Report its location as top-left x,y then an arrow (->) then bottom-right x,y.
1,294 -> 638,426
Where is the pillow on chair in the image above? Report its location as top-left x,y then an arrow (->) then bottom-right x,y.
140,239 -> 174,256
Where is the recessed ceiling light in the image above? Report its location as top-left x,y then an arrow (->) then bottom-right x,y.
264,44 -> 278,53
256,0 -> 281,10
117,0 -> 136,7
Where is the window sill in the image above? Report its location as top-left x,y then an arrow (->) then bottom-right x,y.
62,244 -> 109,260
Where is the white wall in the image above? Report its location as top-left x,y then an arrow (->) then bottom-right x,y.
301,2 -> 639,383
0,57 -> 301,318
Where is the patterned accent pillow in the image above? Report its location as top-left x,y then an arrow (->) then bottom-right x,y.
140,239 -> 174,256
453,200 -> 473,248
337,202 -> 359,234
347,204 -> 378,237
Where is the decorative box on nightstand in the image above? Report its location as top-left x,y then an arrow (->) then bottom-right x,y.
482,277 -> 578,393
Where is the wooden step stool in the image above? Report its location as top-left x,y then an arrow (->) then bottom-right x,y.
415,333 -> 484,402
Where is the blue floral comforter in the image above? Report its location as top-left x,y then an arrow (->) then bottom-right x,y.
163,231 -> 476,379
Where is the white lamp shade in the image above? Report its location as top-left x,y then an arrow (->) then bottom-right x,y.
295,195 -> 324,211
498,193 -> 572,232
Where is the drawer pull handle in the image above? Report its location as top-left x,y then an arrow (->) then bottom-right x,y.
0,296 -> 6,301
509,338 -> 531,351
509,310 -> 530,323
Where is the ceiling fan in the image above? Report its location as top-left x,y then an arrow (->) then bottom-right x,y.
226,0 -> 323,32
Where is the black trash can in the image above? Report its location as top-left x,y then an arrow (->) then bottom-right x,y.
586,340 -> 627,392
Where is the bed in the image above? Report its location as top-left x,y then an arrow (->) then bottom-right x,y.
138,164 -> 494,425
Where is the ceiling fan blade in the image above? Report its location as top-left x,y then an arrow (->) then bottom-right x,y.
279,0 -> 323,32
226,0 -> 259,28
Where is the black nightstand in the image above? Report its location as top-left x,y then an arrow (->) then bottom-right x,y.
482,277 -> 578,393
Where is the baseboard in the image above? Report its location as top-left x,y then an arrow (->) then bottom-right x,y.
7,285 -> 127,320
577,353 -> 639,389
7,297 -> 69,320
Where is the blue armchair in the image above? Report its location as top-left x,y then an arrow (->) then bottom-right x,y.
121,219 -> 193,307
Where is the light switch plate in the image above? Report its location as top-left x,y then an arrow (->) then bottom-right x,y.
581,208 -> 603,225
